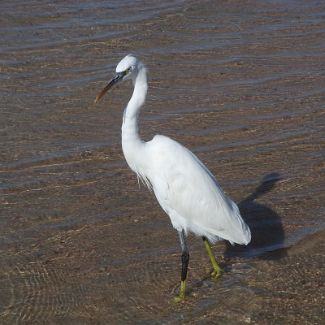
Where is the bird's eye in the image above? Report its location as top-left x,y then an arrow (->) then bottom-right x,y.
121,67 -> 133,78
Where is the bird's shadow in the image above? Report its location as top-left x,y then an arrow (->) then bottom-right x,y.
224,172 -> 286,260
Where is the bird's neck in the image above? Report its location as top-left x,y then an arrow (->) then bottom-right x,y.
122,65 -> 147,141
121,65 -> 148,171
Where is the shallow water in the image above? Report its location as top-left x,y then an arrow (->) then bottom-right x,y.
1,0 -> 324,324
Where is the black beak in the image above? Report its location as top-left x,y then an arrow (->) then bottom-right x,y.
94,72 -> 124,103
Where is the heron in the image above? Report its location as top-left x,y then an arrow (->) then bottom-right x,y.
95,54 -> 251,301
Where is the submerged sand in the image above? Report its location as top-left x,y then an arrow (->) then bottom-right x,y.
0,0 -> 324,324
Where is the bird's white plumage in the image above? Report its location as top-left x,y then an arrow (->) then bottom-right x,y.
116,54 -> 137,73
114,55 -> 250,247
142,135 -> 251,244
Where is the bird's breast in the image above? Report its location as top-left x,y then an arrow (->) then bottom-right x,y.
122,137 -> 148,175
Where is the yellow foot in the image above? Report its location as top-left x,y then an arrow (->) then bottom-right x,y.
173,294 -> 185,303
211,267 -> 222,279
203,238 -> 223,280
173,280 -> 186,302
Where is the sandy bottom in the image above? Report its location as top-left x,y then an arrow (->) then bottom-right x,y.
1,0 -> 324,324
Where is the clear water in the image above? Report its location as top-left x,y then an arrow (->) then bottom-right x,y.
0,0 -> 324,323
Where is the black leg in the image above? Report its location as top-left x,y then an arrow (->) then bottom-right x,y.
175,230 -> 189,301
181,249 -> 189,282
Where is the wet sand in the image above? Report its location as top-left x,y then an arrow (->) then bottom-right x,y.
1,0 -> 324,324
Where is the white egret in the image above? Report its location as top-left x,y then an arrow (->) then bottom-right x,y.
95,55 -> 251,301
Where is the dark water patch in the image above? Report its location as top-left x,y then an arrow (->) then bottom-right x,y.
225,173 -> 286,259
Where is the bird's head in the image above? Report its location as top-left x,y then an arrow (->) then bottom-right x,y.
95,54 -> 139,103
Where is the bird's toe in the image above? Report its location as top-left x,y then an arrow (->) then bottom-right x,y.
211,268 -> 222,279
173,295 -> 185,303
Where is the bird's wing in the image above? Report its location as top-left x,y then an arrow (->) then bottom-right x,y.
145,135 -> 251,245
